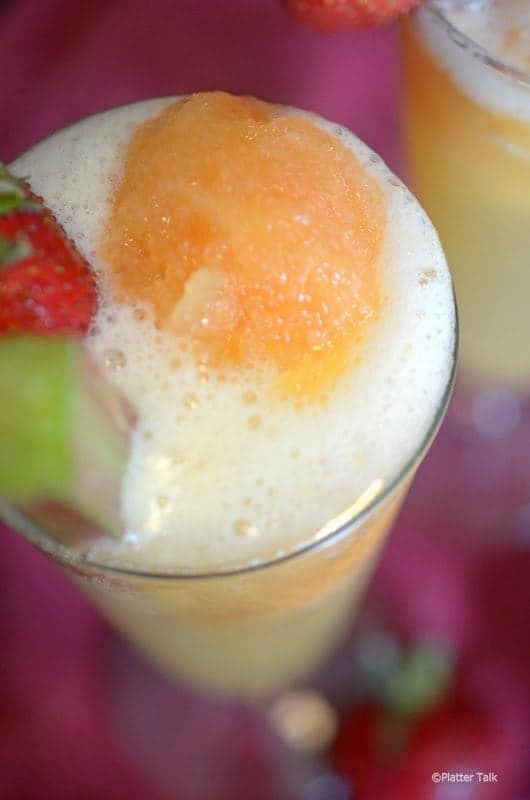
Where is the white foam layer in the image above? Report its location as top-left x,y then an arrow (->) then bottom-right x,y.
417,1 -> 530,121
11,98 -> 456,573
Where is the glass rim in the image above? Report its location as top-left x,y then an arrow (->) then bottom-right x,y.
3,297 -> 458,583
423,1 -> 530,87
4,97 -> 458,583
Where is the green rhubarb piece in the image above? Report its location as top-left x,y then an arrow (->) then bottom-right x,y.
0,336 -> 131,539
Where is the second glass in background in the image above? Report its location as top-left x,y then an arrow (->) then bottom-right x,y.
401,0 -> 530,544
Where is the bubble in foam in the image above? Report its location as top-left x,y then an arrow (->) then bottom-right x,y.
243,390 -> 258,405
198,364 -> 209,382
234,519 -> 258,537
103,348 -> 127,371
418,269 -> 438,288
184,393 -> 199,410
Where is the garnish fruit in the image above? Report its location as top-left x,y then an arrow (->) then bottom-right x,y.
0,337 -> 131,541
0,163 -> 96,335
283,0 -> 424,32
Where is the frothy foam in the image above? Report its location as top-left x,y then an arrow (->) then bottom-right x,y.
11,98 -> 455,572
418,0 -> 530,121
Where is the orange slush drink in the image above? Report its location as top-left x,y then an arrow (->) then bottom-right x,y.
11,94 -> 456,695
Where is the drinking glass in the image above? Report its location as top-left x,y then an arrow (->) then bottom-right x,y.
1,91 -> 457,795
401,2 -> 530,543
0,339 -> 455,797
0,340 -> 455,699
402,1 -> 530,391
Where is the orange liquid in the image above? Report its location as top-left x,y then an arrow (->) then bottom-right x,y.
402,20 -> 530,387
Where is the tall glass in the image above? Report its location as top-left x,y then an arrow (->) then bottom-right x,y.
402,2 -> 530,391
401,2 -> 530,543
1,340 -> 455,698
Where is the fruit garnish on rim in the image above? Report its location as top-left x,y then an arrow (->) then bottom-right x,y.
0,163 -> 97,335
283,0 -> 425,31
0,163 -> 132,546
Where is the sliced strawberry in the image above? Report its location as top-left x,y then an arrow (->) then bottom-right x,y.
283,0 -> 424,32
0,163 -> 97,335
0,252 -> 96,334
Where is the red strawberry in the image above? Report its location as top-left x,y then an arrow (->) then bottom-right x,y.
0,163 -> 96,335
329,635 -> 528,799
283,0 -> 424,31
333,695 -> 520,800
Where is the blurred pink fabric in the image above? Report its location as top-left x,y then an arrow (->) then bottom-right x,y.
1,0 -> 400,166
1,2 -> 529,799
